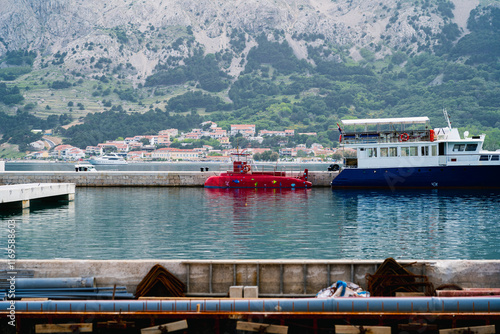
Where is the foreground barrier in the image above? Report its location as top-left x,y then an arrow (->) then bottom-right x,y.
2,297 -> 500,314
1,297 -> 499,332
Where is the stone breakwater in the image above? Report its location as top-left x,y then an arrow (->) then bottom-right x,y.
0,171 -> 336,187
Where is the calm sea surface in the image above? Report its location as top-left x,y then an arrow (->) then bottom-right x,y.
1,187 -> 499,260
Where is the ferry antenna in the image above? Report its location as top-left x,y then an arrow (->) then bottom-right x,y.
443,108 -> 452,129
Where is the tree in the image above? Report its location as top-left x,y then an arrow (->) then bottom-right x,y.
51,81 -> 72,89
296,150 -> 308,158
208,151 -> 222,156
256,150 -> 279,161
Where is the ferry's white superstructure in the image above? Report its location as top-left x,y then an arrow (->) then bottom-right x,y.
331,115 -> 500,188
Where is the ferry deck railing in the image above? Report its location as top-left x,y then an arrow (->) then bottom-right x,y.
219,163 -> 307,178
342,153 -> 498,169
342,129 -> 432,145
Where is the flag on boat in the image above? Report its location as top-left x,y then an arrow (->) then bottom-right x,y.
337,123 -> 343,142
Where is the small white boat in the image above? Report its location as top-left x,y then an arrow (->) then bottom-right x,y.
88,153 -> 128,165
74,164 -> 97,172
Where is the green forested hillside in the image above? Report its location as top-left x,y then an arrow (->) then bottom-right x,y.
1,3 -> 500,152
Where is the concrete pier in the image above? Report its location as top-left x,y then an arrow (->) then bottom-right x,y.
0,171 -> 337,187
0,183 -> 75,209
3,259 -> 499,296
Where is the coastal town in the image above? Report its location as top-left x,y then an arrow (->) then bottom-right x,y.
26,122 -> 341,162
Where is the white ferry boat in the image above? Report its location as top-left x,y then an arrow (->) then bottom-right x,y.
331,112 -> 500,189
74,163 -> 97,172
88,153 -> 128,165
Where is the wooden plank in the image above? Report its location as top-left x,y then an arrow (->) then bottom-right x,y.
399,323 -> 438,331
21,298 -> 49,301
236,321 -> 288,334
335,325 -> 391,334
96,320 -> 134,330
141,320 -> 188,333
35,323 -> 92,333
439,325 -> 496,334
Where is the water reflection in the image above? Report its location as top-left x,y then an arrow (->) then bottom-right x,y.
203,188 -> 311,257
329,189 -> 500,260
0,200 -> 75,219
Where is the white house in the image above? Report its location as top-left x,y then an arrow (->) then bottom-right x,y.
230,124 -> 256,137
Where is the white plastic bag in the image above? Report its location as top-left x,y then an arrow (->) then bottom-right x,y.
316,280 -> 370,298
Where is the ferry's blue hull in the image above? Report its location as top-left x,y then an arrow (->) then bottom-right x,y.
331,165 -> 500,189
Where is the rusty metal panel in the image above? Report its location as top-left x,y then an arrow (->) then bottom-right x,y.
258,264 -> 281,295
211,264 -> 234,294
282,264 -> 305,295
305,264 -> 329,295
186,263 -> 210,294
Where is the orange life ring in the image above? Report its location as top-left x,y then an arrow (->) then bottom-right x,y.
429,129 -> 435,142
400,133 -> 409,142
243,165 -> 251,173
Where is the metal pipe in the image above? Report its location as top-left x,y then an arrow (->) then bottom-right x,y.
15,277 -> 95,289
279,264 -> 283,295
233,264 -> 236,286
256,264 -> 260,290
303,264 -> 307,295
5,287 -> 126,292
2,297 -> 500,314
327,264 -> 331,286
209,264 -> 213,294
186,263 -> 190,294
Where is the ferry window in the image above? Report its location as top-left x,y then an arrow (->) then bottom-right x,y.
401,147 -> 409,157
410,146 -> 418,156
453,144 -> 466,152
479,155 -> 489,161
380,148 -> 388,157
368,148 -> 377,157
421,146 -> 429,156
491,155 -> 499,161
389,147 -> 397,157
432,145 -> 437,156
465,144 -> 478,151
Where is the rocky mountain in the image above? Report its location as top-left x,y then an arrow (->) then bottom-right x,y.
1,0 -> 500,153
0,0 -> 483,80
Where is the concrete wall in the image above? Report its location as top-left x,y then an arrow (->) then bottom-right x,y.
0,171 -> 336,187
3,260 -> 499,296
0,183 -> 75,203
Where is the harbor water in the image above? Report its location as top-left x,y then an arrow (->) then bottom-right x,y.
1,187 -> 499,260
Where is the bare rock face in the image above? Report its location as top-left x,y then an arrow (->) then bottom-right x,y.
0,0 -> 480,74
